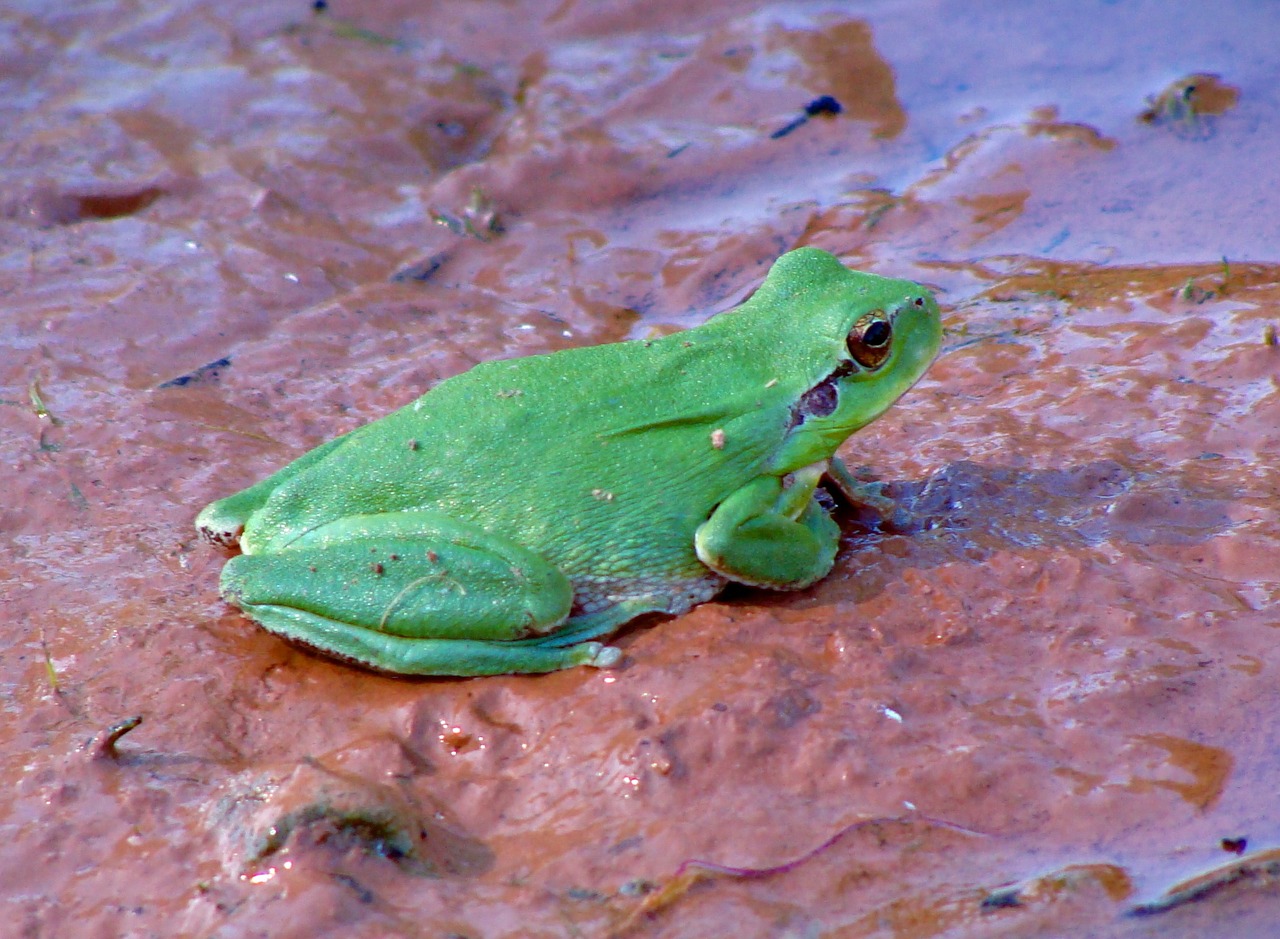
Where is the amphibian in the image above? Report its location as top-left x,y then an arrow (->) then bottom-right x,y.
197,248 -> 941,676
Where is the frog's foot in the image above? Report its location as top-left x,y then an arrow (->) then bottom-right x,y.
822,457 -> 913,531
230,603 -> 619,676
589,644 -> 623,667
462,594 -> 690,671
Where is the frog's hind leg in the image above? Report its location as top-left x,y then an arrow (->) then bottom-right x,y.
219,509 -> 618,676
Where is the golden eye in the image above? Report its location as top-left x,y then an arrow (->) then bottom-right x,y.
847,311 -> 892,369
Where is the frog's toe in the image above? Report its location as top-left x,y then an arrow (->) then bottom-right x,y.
587,643 -> 623,668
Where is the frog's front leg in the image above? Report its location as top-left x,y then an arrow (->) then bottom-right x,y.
693,461 -> 839,590
219,510 -> 619,676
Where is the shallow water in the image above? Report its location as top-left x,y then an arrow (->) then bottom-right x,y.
2,1 -> 1278,936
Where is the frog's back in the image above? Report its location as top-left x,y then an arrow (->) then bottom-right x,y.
247,329 -> 795,597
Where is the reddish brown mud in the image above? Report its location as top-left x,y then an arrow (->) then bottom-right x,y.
2,2 -> 1277,936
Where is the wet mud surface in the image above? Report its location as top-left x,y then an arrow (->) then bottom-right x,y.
2,1 -> 1278,936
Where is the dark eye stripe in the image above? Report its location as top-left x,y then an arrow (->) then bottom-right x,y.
787,360 -> 855,429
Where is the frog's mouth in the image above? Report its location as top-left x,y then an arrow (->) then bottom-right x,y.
788,360 -> 854,429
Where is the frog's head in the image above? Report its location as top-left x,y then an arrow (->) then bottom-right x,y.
753,248 -> 943,471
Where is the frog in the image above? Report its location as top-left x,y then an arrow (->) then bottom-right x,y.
196,247 -> 942,676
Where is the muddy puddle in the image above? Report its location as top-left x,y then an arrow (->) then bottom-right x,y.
2,1 -> 1278,936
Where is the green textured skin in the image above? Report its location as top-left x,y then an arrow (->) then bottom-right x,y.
196,248 -> 942,675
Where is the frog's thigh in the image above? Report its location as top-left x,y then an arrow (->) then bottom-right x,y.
694,476 -> 839,590
222,510 -> 573,644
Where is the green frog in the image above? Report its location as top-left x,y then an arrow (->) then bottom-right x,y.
197,247 -> 942,675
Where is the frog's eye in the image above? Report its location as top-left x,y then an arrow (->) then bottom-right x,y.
847,311 -> 893,369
